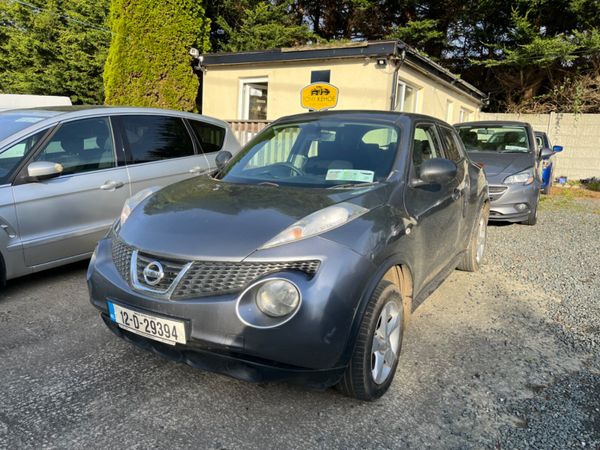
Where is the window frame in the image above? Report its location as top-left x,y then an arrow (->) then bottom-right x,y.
395,79 -> 418,113
437,124 -> 465,163
409,121 -> 443,179
238,77 -> 269,120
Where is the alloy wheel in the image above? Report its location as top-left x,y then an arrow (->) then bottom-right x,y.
371,301 -> 401,384
475,215 -> 487,264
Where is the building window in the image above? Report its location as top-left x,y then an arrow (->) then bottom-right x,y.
240,77 -> 268,120
446,100 -> 454,123
459,107 -> 472,122
395,80 -> 417,112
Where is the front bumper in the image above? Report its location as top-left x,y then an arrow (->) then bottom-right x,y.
87,236 -> 375,385
487,182 -> 539,222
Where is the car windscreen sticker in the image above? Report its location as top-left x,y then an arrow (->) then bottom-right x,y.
326,169 -> 374,183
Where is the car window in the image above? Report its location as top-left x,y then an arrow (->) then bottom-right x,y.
188,120 -> 225,153
456,125 -> 531,153
0,130 -> 46,184
222,119 -> 400,187
0,113 -> 47,141
412,124 -> 442,176
120,115 -> 194,164
438,126 -> 463,163
34,118 -> 115,176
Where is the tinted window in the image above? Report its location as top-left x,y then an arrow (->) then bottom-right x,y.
120,115 -> 194,164
34,118 -> 115,175
222,119 -> 400,187
438,126 -> 463,162
188,120 -> 225,153
0,130 -> 46,183
412,124 -> 442,176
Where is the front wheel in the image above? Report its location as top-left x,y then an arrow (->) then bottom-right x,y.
337,281 -> 404,401
521,194 -> 539,226
457,203 -> 489,272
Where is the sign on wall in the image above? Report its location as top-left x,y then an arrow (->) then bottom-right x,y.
301,82 -> 339,111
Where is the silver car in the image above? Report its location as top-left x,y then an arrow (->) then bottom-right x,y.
0,106 -> 240,283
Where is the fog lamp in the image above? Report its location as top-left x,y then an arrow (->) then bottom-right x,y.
256,280 -> 300,317
515,203 -> 528,211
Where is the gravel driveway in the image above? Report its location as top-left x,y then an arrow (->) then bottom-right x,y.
0,197 -> 598,449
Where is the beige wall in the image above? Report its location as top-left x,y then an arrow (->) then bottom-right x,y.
481,112 -> 600,180
202,57 -> 481,122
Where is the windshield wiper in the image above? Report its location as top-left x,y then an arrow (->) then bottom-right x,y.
327,182 -> 379,189
257,181 -> 280,187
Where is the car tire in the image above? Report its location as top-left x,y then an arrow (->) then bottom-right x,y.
522,195 -> 539,226
457,203 -> 489,272
337,281 -> 404,401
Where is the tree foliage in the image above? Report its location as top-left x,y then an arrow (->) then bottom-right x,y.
0,0 -> 111,104
103,0 -> 210,110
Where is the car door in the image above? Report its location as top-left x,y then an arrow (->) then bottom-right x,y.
12,116 -> 130,267
403,122 -> 463,291
113,114 -> 210,196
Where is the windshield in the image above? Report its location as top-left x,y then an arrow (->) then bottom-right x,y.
456,125 -> 531,153
221,119 -> 399,188
0,113 -> 46,141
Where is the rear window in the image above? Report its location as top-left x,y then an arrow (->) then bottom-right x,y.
0,114 -> 46,141
456,125 -> 531,153
119,115 -> 195,164
188,120 -> 225,153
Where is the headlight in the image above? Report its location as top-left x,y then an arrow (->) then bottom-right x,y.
255,279 -> 300,317
119,187 -> 160,226
504,167 -> 534,185
261,202 -> 368,249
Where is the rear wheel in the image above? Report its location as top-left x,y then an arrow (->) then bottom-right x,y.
457,203 -> 489,272
337,281 -> 404,401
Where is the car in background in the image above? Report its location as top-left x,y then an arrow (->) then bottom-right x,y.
88,111 -> 489,400
0,106 -> 240,284
534,131 -> 564,194
455,120 -> 552,225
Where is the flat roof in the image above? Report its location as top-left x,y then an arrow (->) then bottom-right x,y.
195,40 -> 486,102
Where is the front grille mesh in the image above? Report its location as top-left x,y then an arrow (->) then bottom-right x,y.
111,239 -> 320,299
488,185 -> 508,201
112,238 -> 133,283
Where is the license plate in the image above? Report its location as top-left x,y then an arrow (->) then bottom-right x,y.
107,301 -> 186,345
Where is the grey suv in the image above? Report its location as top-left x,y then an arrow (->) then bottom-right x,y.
0,106 -> 240,284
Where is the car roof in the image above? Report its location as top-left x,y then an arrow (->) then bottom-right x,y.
0,106 -> 231,149
455,120 -> 531,128
271,110 -> 451,127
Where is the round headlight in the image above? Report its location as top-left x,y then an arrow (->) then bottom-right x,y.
255,280 -> 300,317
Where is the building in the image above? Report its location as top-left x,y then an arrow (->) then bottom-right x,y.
192,40 -> 486,125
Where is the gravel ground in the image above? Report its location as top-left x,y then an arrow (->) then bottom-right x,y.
0,196 -> 598,449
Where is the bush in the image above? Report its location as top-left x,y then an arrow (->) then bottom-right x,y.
103,0 -> 210,111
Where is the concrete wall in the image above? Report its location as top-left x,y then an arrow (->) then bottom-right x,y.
480,112 -> 600,180
202,58 -> 481,122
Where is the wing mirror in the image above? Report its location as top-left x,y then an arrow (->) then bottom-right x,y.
552,145 -> 564,153
412,158 -> 457,187
27,161 -> 63,181
540,147 -> 554,160
215,150 -> 233,171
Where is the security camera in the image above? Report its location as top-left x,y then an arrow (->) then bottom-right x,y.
189,47 -> 200,58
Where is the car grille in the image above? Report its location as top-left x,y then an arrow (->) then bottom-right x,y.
488,185 -> 508,202
111,239 -> 320,299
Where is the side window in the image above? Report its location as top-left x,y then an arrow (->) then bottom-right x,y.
438,126 -> 463,163
0,131 -> 46,184
188,120 -> 225,153
412,124 -> 442,176
120,115 -> 194,164
34,118 -> 115,175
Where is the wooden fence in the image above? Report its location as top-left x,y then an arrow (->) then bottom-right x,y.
228,120 -> 270,146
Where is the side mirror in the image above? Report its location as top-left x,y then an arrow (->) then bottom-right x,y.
413,158 -> 457,186
215,150 -> 233,171
27,161 -> 63,181
540,147 -> 554,160
552,145 -> 563,153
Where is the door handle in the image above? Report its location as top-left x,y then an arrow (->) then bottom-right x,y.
100,180 -> 124,190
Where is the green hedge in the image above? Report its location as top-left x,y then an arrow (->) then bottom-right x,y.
103,0 -> 210,111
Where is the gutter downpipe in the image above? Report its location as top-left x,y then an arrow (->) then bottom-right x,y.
389,44 -> 407,111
